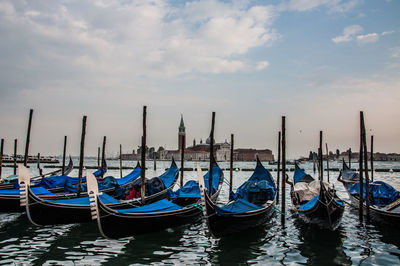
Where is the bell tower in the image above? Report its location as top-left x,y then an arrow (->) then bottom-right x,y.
178,114 -> 186,151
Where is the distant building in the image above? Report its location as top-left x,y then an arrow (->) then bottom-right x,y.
159,115 -> 274,161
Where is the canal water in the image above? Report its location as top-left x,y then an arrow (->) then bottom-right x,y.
0,159 -> 400,265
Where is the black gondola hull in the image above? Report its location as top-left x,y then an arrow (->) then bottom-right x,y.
25,186 -> 174,225
291,186 -> 344,230
97,200 -> 202,239
204,192 -> 274,237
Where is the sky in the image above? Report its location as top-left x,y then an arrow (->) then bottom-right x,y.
0,0 -> 399,159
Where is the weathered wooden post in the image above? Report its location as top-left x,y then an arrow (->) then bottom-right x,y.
101,136 -> 106,178
180,132 -> 185,187
140,106 -> 147,204
13,139 -> 17,175
348,148 -> 352,169
281,116 -> 286,221
209,112 -> 215,197
229,134 -> 234,193
24,109 -> 34,166
277,131 -> 281,204
319,131 -> 323,182
62,136 -> 67,175
370,135 -> 374,182
0,139 -> 4,178
358,112 -> 364,222
37,153 -> 43,176
97,147 -> 100,169
361,113 -> 370,221
326,143 -> 330,182
120,144 -> 123,178
77,116 -> 87,197
153,157 -> 156,171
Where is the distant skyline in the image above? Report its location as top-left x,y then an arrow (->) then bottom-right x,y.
0,0 -> 399,159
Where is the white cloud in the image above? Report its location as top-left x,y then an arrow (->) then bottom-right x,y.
0,0 -> 278,81
382,30 -> 394,36
332,25 -> 363,43
356,33 -> 379,43
391,47 -> 400,58
255,61 -> 270,70
281,0 -> 359,12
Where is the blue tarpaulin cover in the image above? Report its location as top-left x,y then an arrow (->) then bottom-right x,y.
215,199 -> 262,216
350,181 -> 399,206
64,176 -> 125,197
294,169 -> 306,184
45,193 -> 119,205
168,180 -> 200,200
0,187 -> 55,196
115,199 -> 182,213
293,168 -> 314,184
168,166 -> 222,200
229,163 -> 275,203
299,195 -> 319,211
159,163 -> 179,188
115,168 -> 141,186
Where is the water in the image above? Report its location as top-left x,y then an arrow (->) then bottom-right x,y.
1,159 -> 400,265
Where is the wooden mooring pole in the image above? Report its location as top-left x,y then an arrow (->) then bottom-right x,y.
180,133 -> 184,187
229,134 -> 234,193
281,116 -> 286,223
359,112 -> 364,222
97,147 -> 100,169
277,131 -> 281,204
140,106 -> 147,204
101,136 -> 106,178
24,109 -> 33,166
370,135 -> 374,182
326,143 -> 330,182
62,136 -> 67,175
209,112 -> 215,197
0,139 -> 4,178
13,139 -> 17,175
77,116 -> 87,197
349,148 -> 352,169
319,131 -> 323,182
361,112 -> 370,221
37,153 -> 43,176
120,144 -> 123,178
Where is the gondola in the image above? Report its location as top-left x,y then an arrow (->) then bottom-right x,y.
337,159 -> 400,225
0,156 -> 74,190
88,157 -> 224,239
0,162 -> 107,213
201,157 -> 276,237
287,163 -> 344,230
22,160 -> 179,226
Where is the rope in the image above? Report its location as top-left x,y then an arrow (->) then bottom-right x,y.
186,202 -> 202,210
272,206 -> 287,216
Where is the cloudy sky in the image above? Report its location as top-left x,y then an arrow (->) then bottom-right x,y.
0,0 -> 399,158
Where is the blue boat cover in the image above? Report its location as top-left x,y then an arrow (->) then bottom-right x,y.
115,168 -> 141,186
215,199 -> 262,216
64,176 -> 125,197
45,193 -> 119,205
168,165 -> 222,200
0,186 -> 55,196
229,163 -> 275,203
168,180 -> 200,200
299,195 -> 319,211
115,199 -> 182,213
349,181 -> 399,206
159,163 -> 179,188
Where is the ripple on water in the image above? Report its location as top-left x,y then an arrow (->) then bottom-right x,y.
1,160 -> 400,264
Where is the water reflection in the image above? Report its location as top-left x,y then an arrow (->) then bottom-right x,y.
210,222 -> 273,264
295,221 -> 351,265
